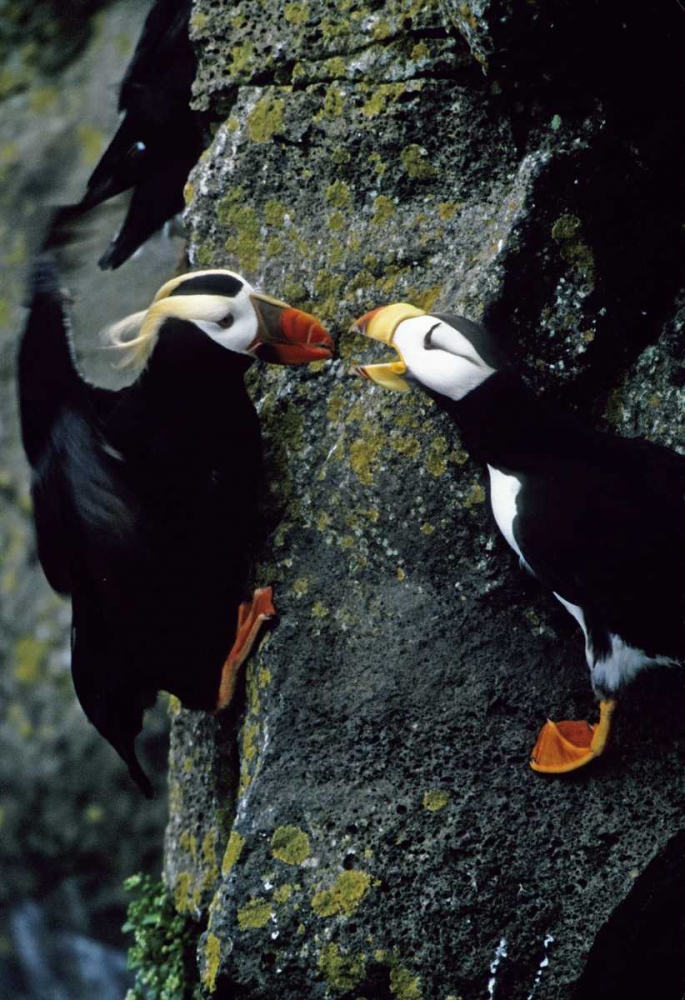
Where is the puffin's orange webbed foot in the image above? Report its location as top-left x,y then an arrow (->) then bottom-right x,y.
215,586 -> 276,711
530,699 -> 616,774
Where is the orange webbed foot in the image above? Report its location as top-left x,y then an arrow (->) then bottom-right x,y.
215,586 -> 276,712
530,699 -> 616,774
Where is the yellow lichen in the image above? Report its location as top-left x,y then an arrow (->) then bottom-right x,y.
242,720 -> 260,762
30,86 -> 58,112
284,1 -> 308,23
311,601 -> 330,618
371,195 -> 396,225
390,966 -> 423,999
349,429 -> 385,485
77,125 -> 104,166
272,825 -> 311,865
425,438 -> 448,477
84,803 -> 104,823
222,831 -> 246,875
14,636 -> 46,685
401,144 -> 436,179
202,933 -> 221,993
463,482 -> 485,507
227,41 -> 254,76
179,831 -> 198,859
319,942 -> 366,990
237,898 -> 272,930
422,790 -> 450,812
311,870 -> 371,917
247,95 -> 285,143
326,180 -> 352,209
274,883 -> 293,903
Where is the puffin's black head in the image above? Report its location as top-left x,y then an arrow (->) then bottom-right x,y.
105,268 -> 334,370
351,304 -> 507,400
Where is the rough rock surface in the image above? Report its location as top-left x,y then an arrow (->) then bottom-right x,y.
161,1 -> 684,998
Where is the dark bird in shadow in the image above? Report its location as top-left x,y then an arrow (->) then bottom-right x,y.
58,0 -> 205,269
18,260 -> 333,795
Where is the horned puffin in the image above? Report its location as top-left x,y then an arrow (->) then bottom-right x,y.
64,0 -> 203,268
352,303 -> 685,773
18,262 -> 333,795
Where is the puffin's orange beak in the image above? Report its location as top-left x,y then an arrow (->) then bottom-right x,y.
250,293 -> 333,364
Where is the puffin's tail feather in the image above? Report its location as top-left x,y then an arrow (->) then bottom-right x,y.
122,743 -> 155,800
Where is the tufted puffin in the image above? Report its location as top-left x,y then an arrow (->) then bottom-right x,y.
352,303 -> 684,774
18,262 -> 333,795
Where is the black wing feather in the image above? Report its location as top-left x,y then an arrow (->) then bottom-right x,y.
514,438 -> 685,658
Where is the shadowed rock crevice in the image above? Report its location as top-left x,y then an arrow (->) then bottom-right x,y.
571,830 -> 685,1000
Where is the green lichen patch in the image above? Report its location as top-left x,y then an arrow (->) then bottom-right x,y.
77,124 -> 104,166
271,825 -> 311,865
349,427 -> 385,485
326,180 -> 352,210
123,873 -> 202,1000
201,934 -> 221,994
227,41 -> 254,77
463,482 -> 485,507
14,636 -> 47,684
390,965 -> 423,999
264,198 -> 287,227
425,437 -> 448,478
311,870 -> 372,917
551,214 -> 595,284
274,883 -> 294,904
319,942 -> 367,991
237,897 -> 273,930
284,1 -> 309,24
401,144 -> 437,179
247,94 -> 285,142
372,195 -> 396,225
422,790 -> 451,812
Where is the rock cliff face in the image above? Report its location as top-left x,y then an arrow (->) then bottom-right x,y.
161,1 -> 685,998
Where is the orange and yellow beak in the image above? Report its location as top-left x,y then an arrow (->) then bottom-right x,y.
350,302 -> 426,391
250,292 -> 334,365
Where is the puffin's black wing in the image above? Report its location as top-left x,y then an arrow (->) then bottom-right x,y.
514,437 -> 685,658
18,258 -> 137,594
78,0 -> 204,268
18,257 -> 107,465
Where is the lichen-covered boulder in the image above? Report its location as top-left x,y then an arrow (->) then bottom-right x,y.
162,2 -> 684,997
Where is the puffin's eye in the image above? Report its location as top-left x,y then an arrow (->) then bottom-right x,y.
217,313 -> 234,330
127,141 -> 146,158
424,322 -> 441,349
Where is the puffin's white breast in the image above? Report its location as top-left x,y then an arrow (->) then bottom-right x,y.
487,465 -> 526,563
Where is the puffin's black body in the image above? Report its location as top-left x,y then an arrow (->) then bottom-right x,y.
19,264 -> 260,796
440,358 -> 685,684
70,0 -> 203,269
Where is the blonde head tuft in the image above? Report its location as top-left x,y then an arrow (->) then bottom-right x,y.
102,270 -> 250,371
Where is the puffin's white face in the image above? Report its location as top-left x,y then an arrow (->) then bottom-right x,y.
105,268 -> 333,369
393,315 -> 496,401
168,272 -> 261,357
